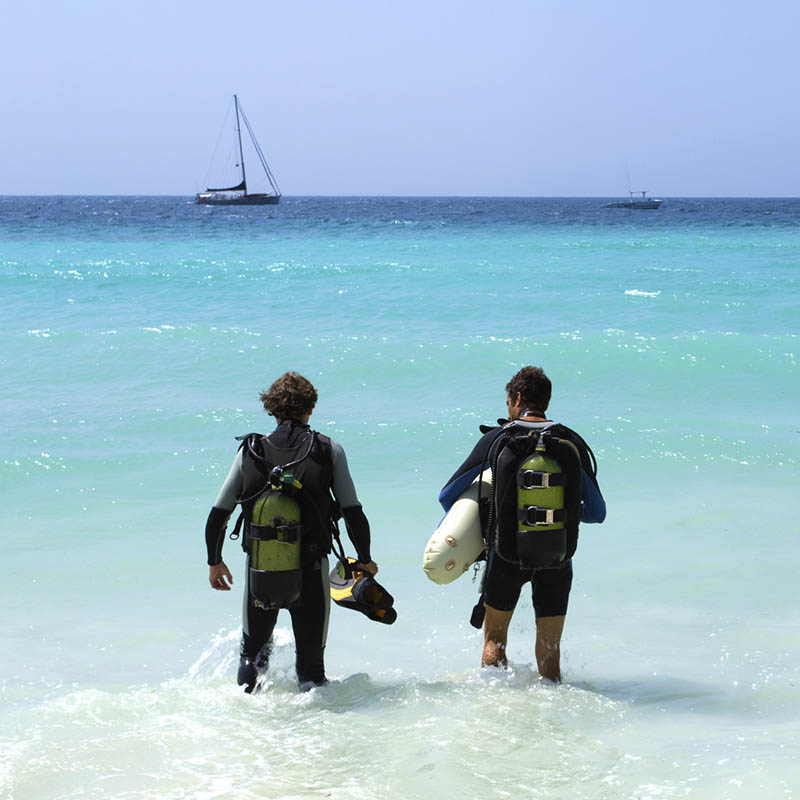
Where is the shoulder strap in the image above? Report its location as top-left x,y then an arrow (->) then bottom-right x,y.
481,425 -> 519,547
235,431 -> 263,452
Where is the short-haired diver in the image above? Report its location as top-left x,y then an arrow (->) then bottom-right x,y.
439,366 -> 606,682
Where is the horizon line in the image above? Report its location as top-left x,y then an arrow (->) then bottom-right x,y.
2,193 -> 800,200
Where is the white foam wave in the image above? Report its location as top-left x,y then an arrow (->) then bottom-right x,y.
624,289 -> 661,297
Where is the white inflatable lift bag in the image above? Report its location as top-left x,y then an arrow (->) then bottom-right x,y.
422,469 -> 491,584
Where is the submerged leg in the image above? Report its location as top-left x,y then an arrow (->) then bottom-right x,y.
534,615 -> 565,682
237,633 -> 274,693
482,604 -> 514,668
530,562 -> 571,683
239,566 -> 279,693
289,557 -> 330,689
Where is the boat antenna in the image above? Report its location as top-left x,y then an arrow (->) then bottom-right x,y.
619,159 -> 632,197
233,94 -> 247,192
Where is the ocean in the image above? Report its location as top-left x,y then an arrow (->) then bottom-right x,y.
1,195 -> 798,799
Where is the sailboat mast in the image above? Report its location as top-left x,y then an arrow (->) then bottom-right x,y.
233,94 -> 247,192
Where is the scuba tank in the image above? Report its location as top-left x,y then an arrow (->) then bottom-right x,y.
515,439 -> 567,568
248,480 -> 303,609
240,432 -> 319,610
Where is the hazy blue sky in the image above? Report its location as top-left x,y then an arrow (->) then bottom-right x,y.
2,1 -> 798,196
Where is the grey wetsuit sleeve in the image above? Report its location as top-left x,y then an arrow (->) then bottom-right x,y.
205,450 -> 244,565
330,440 -> 360,509
214,448 -> 244,511
330,439 -> 372,563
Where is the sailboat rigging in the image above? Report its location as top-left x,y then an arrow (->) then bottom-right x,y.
194,95 -> 281,206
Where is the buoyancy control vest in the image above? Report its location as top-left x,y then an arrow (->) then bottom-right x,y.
488,421 -> 584,570
238,428 -> 334,608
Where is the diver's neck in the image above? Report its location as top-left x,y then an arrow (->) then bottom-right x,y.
517,413 -> 548,422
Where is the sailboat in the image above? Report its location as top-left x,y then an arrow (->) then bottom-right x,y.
194,95 -> 281,206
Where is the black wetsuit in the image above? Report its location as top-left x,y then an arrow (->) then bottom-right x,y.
205,420 -> 372,688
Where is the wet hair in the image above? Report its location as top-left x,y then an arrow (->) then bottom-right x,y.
505,366 -> 551,412
260,372 -> 318,420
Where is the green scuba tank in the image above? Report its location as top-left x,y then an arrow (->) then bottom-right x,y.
515,440 -> 568,568
248,488 -> 303,609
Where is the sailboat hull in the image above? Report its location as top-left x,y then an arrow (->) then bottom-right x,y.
194,193 -> 280,206
603,200 -> 661,209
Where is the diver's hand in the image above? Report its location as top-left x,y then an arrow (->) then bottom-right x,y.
209,561 -> 233,590
357,560 -> 378,576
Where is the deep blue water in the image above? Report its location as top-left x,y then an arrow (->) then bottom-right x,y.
3,195 -> 800,237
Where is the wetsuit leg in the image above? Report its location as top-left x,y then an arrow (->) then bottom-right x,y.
483,548 -> 527,611
288,556 -> 330,688
530,561 -> 573,618
239,559 -> 279,692
243,602 -> 279,659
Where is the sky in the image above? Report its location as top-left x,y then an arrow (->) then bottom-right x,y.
2,0 -> 798,196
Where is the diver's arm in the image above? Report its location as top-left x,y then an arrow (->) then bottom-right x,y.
341,505 -> 373,566
563,428 -> 606,524
439,428 -> 500,511
205,449 -> 243,571
206,507 -> 234,589
441,432 -> 492,489
580,470 -> 606,523
205,506 -> 233,565
331,441 -> 376,572
213,448 -> 244,510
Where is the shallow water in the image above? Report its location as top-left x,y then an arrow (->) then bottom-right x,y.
2,196 -> 799,798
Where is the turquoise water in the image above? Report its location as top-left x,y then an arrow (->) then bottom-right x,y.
2,196 -> 799,798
